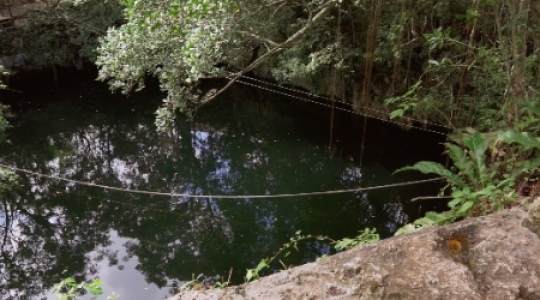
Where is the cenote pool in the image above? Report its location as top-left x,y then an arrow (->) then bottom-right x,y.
0,72 -> 445,299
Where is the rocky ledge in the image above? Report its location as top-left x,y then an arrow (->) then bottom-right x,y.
171,199 -> 540,300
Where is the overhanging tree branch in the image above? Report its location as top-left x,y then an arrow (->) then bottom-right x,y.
197,0 -> 337,106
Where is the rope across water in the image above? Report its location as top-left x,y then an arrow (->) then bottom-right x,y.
0,163 -> 443,199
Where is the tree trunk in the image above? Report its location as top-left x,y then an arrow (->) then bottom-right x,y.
360,0 -> 382,106
506,0 -> 530,125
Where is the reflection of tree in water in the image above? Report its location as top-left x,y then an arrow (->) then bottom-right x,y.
0,183 -> 113,299
0,86 -> 434,298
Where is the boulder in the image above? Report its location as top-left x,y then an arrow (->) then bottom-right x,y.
171,204 -> 540,300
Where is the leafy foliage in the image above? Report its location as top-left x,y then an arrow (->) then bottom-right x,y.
0,103 -> 11,144
245,259 -> 270,282
3,0 -> 123,66
97,0 -> 244,119
52,277 -> 112,300
0,167 -> 18,193
244,228 -> 380,282
96,0 -> 338,128
1,0 -> 536,132
394,211 -> 459,235
334,228 -> 380,251
396,128 -> 540,233
0,77 -> 16,189
178,274 -> 205,292
245,230 -> 334,282
383,0 -> 538,128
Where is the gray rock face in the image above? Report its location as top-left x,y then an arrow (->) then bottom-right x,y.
171,205 -> 540,300
523,199 -> 540,238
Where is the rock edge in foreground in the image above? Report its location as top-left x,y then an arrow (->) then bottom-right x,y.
171,205 -> 540,300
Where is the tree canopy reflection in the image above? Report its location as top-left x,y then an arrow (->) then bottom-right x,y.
0,85 -> 441,299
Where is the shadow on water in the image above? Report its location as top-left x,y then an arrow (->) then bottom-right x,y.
0,69 -> 447,299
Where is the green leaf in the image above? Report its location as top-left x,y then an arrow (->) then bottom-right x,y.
87,279 -> 104,296
90,278 -> 102,286
245,270 -> 254,281
445,143 -> 474,184
498,130 -> 540,151
395,210 -> 459,236
475,185 -> 496,196
462,132 -> 487,186
335,228 -> 380,250
421,211 -> 457,225
458,200 -> 475,213
87,285 -> 104,296
389,109 -> 405,119
255,260 -> 269,272
506,156 -> 540,185
335,238 -> 353,251
394,223 -> 418,235
447,197 -> 462,208
63,277 -> 77,287
396,161 -> 465,188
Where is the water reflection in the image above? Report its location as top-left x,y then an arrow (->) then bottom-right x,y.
0,84 -> 442,299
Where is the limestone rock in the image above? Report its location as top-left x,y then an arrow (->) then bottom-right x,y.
523,197 -> 540,237
170,208 -> 540,300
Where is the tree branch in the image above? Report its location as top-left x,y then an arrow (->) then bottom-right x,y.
197,0 -> 337,106
240,31 -> 279,47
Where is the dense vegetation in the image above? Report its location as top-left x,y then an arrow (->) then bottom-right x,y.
1,0 -> 540,294
93,0 -> 540,131
1,0 -> 539,235
2,0 -> 538,130
93,0 -> 540,226
0,0 -> 122,73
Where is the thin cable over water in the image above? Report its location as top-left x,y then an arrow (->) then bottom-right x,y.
234,79 -> 449,136
0,164 -> 443,199
235,74 -> 452,130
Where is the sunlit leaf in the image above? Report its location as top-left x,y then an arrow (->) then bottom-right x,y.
458,200 -> 475,213
396,161 -> 465,188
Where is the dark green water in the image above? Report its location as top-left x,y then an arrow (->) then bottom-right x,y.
0,74 -> 445,300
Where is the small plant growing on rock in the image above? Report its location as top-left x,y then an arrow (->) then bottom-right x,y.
395,211 -> 458,235
334,228 -> 380,251
398,130 -> 540,214
178,274 -> 204,291
245,231 -> 334,282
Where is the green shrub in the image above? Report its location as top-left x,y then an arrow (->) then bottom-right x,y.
395,129 -> 540,234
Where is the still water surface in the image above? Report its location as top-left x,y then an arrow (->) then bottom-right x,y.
0,79 -> 444,299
